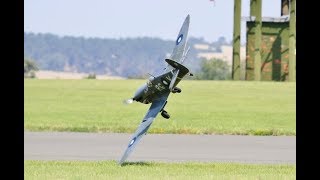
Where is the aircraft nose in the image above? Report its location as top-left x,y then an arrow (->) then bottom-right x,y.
133,83 -> 147,100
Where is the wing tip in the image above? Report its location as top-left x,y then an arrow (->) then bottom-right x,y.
118,153 -> 128,166
118,160 -> 124,166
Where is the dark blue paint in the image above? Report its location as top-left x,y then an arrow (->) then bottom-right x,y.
128,137 -> 137,147
176,34 -> 183,45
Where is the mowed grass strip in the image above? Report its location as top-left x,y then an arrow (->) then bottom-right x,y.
24,160 -> 296,180
24,79 -> 296,135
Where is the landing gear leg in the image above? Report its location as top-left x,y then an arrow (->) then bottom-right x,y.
160,101 -> 170,119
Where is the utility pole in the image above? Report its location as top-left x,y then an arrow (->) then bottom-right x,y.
251,0 -> 262,81
289,0 -> 296,81
232,0 -> 241,80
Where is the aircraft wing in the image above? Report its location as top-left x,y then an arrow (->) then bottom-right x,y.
170,14 -> 190,63
118,93 -> 170,165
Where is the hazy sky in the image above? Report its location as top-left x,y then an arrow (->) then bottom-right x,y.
24,0 -> 281,43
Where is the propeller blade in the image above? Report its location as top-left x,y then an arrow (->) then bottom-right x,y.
123,98 -> 133,105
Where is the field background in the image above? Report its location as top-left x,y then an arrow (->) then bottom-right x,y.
24,160 -> 296,180
24,79 -> 296,135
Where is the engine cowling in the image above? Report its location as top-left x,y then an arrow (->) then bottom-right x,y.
132,83 -> 147,102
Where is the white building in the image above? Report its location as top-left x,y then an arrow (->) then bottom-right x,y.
195,45 -> 246,65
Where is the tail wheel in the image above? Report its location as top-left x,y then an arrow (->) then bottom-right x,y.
161,110 -> 170,119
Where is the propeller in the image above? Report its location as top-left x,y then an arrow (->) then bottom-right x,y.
123,98 -> 133,105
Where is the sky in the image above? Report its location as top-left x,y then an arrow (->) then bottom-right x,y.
24,0 -> 281,43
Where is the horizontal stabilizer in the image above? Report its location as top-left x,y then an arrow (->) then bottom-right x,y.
165,59 -> 189,75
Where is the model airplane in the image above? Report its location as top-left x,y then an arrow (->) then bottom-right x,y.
119,15 -> 192,165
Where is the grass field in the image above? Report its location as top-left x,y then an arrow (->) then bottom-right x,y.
24,79 -> 296,135
24,160 -> 296,180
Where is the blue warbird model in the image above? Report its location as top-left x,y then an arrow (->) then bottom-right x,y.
119,15 -> 193,165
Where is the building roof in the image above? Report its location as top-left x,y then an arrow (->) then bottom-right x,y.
242,16 -> 289,22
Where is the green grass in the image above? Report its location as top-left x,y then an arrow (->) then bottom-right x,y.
24,160 -> 296,180
24,79 -> 296,135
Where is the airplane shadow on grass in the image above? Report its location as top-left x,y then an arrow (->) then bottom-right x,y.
120,161 -> 153,166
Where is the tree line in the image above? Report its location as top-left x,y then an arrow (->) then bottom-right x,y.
24,32 -> 230,79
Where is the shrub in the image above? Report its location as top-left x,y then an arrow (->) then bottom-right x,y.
86,73 -> 96,79
195,58 -> 231,80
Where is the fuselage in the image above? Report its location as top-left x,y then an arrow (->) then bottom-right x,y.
131,14 -> 190,105
132,68 -> 187,104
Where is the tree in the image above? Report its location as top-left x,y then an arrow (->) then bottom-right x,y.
24,58 -> 39,78
195,58 -> 231,80
217,36 -> 227,45
24,33 -> 202,77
